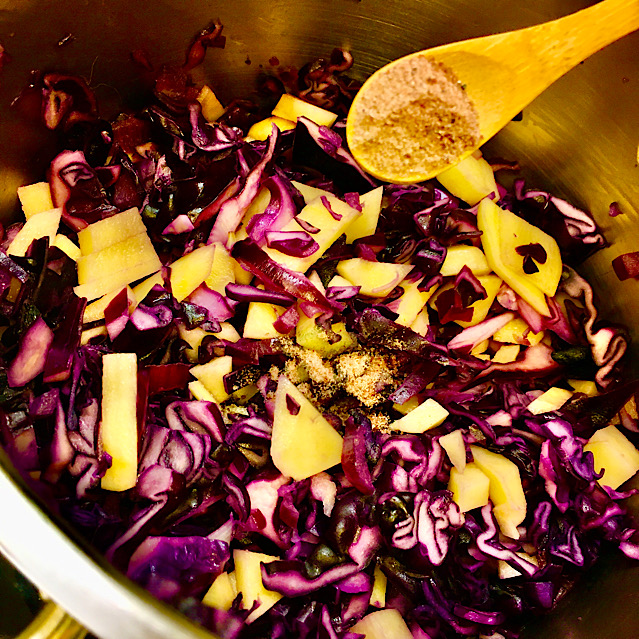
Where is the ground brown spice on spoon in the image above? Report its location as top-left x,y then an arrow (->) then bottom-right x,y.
348,55 -> 480,180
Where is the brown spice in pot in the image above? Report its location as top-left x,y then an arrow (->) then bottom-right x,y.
349,55 -> 480,179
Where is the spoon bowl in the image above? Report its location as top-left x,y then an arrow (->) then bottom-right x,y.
346,0 -> 639,183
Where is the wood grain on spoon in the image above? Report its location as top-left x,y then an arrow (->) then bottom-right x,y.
346,0 -> 639,184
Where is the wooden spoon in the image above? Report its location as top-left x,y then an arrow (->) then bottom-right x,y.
346,0 -> 639,184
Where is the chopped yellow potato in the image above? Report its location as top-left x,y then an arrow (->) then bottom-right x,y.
493,344 -> 521,364
76,233 -> 160,285
188,380 -> 218,402
197,85 -> 225,122
100,353 -> 138,491
350,608 -> 413,639
344,186 -> 384,243
526,387 -> 573,415
246,116 -> 296,141
202,572 -> 237,610
568,379 -> 599,396
391,280 -> 437,327
73,258 -> 163,302
17,182 -> 54,219
190,355 -> 233,403
498,552 -> 539,579
584,425 -> 639,490
52,234 -> 81,261
77,207 -> 146,254
369,565 -> 387,608
296,314 -> 355,357
436,153 -> 500,206
171,244 -> 216,301
233,549 -> 282,623
439,429 -> 466,472
493,317 -> 544,346
271,375 -> 343,480
440,245 -> 491,277
337,258 -> 413,297
449,463 -> 490,513
470,446 -> 526,538
389,398 -> 449,433
478,199 -> 562,316
243,301 -> 287,339
7,208 -> 62,257
265,195 -> 361,273
271,94 -> 337,127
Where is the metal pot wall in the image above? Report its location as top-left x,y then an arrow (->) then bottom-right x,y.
1,0 -> 639,637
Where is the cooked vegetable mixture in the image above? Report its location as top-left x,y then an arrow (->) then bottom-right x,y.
1,29 -> 639,639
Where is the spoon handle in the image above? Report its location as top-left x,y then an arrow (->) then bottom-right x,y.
529,0 -> 639,81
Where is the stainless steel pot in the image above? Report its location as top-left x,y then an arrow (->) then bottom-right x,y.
1,0 -> 639,637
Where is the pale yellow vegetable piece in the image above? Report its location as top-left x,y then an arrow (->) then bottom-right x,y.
369,565 -> 387,608
235,187 -> 272,243
17,182 -> 54,219
448,463 -> 490,513
492,317 -> 544,346
246,116 -> 296,141
290,180 -> 332,205
272,94 -> 337,127
168,244 -> 215,301
337,258 -> 413,297
131,272 -> 163,304
568,379 -> 599,396
271,375 -> 343,480
77,207 -> 146,254
7,208 -> 62,257
197,85 -> 225,122
392,396 -> 422,416
526,387 -> 573,415
205,242 -> 239,294
80,325 -> 108,345
471,339 -> 490,356
584,425 -> 639,490
179,322 -> 240,362
52,234 -> 81,261
344,186 -> 384,243
188,380 -> 218,402
100,353 -> 138,491
350,608 -> 413,639
477,199 -> 562,316
440,245 -> 491,277
493,344 -> 521,364
230,384 -> 259,405
83,286 -> 134,324
190,355 -> 233,404
389,398 -> 449,434
243,302 -> 287,339
439,430 -> 466,472
202,571 -> 237,610
410,306 -> 431,337
233,549 -> 282,623
296,313 -> 355,358
73,258 -> 163,302
470,445 -> 526,538
430,274 -> 502,328
392,280 -> 437,327
326,274 -> 354,289
436,153 -> 500,205
76,233 -> 160,285
498,552 -> 539,579
265,195 -> 361,273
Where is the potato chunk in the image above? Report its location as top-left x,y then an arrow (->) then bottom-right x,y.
271,376 -> 343,480
100,353 -> 138,491
584,425 -> 639,490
